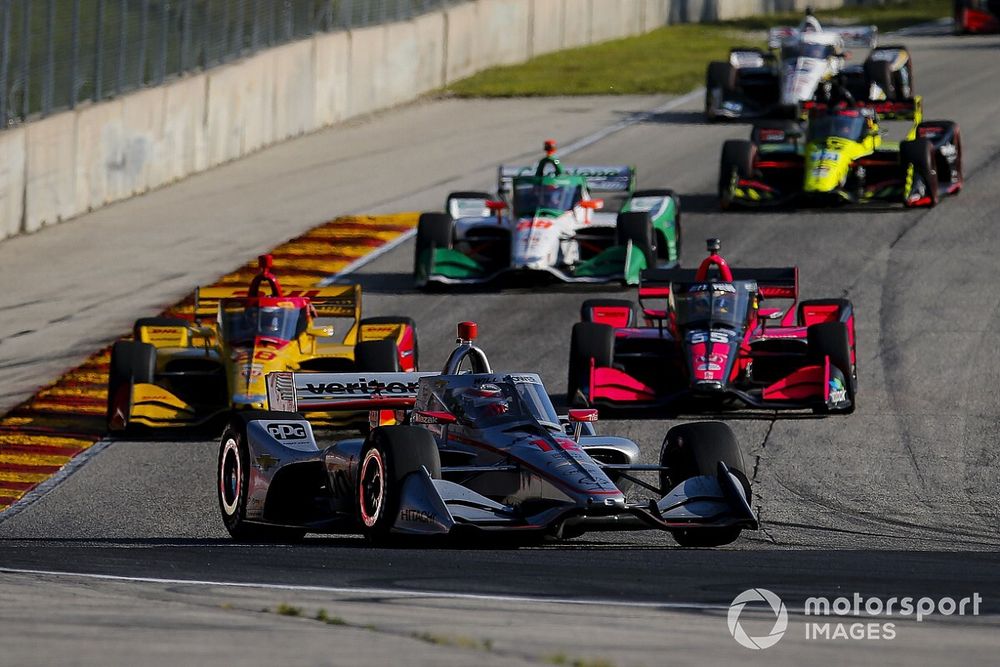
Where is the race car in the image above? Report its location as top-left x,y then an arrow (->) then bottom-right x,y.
216,322 -> 758,547
414,140 -> 681,287
705,13 -> 914,120
718,96 -> 963,209
568,239 -> 857,415
954,0 -> 1000,33
106,254 -> 418,432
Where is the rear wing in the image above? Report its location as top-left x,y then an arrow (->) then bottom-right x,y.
194,284 -> 363,319
803,96 -> 921,122
639,267 -> 798,300
767,25 -> 876,49
266,371 -> 439,412
497,164 -> 635,195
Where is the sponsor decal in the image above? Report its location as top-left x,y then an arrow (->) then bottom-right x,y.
255,454 -> 280,472
266,422 -> 308,441
400,508 -> 435,524
304,379 -> 420,396
509,375 -> 541,384
689,331 -> 734,344
829,377 -> 847,404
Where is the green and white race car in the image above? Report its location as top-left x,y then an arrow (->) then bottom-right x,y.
414,141 -> 681,287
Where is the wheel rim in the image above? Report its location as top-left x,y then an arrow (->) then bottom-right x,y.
359,448 -> 386,528
220,437 -> 242,516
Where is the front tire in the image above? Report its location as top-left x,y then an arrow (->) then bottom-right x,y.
900,138 -> 939,207
659,422 -> 750,547
354,339 -> 402,372
357,426 -> 442,543
218,412 -> 307,542
719,140 -> 755,211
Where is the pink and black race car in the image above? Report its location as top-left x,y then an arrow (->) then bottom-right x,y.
568,239 -> 857,415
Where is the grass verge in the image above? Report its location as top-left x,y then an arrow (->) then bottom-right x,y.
443,0 -> 950,97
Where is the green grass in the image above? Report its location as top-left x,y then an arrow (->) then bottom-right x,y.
443,0 -> 950,97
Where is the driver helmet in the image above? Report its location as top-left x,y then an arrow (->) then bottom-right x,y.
715,292 -> 735,314
458,384 -> 510,418
801,15 -> 822,33
534,184 -> 562,209
691,295 -> 712,317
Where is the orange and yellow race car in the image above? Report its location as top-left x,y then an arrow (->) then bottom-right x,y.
106,255 -> 418,433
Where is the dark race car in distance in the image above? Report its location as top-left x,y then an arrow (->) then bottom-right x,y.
568,239 -> 857,415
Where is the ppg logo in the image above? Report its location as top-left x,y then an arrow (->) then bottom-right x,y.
266,423 -> 307,441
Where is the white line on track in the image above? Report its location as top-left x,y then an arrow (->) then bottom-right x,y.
319,88 -> 705,285
0,565 -> 730,611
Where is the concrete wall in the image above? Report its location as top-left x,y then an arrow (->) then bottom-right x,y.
1,0 -> 870,240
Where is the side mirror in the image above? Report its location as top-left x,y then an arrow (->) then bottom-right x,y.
568,408 -> 598,441
307,326 -> 335,338
579,199 -> 604,210
486,200 -> 508,212
568,408 -> 599,423
758,308 -> 784,321
412,410 -> 457,425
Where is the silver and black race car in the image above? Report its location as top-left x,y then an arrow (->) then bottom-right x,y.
217,323 -> 758,547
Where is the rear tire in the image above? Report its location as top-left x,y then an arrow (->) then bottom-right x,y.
106,340 -> 156,432
357,426 -> 442,543
359,316 -> 419,370
659,422 -> 749,548
719,140 -> 755,210
567,322 -> 615,407
354,339 -> 402,372
864,59 -> 896,101
631,189 -> 681,261
616,211 -> 657,270
414,213 -> 454,280
900,138 -> 939,207
218,411 -> 307,542
705,61 -> 737,120
580,299 -> 641,328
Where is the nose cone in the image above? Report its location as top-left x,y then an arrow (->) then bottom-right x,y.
512,217 -> 560,269
803,139 -> 850,194
781,58 -> 824,106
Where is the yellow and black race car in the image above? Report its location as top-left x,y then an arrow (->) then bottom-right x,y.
719,97 -> 963,209
107,255 -> 418,433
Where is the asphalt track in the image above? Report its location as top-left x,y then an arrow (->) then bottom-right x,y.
1,22 -> 999,665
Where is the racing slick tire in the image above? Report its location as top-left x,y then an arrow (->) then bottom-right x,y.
106,340 -> 156,432
616,211 -> 657,270
580,299 -> 642,328
719,140 -> 756,211
359,316 -> 419,370
864,59 -> 896,101
414,212 -> 454,278
705,61 -> 737,120
357,426 -> 442,543
354,339 -> 402,372
659,422 -> 750,547
900,138 -> 940,207
807,321 -> 857,415
631,189 -> 682,260
132,316 -> 190,341
218,411 -> 308,543
568,322 -> 615,407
